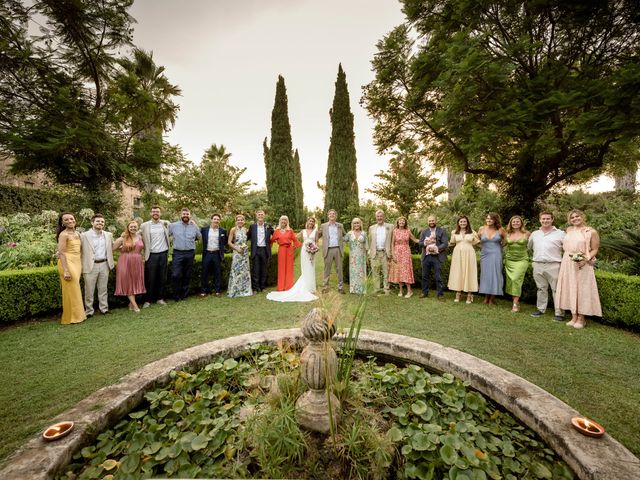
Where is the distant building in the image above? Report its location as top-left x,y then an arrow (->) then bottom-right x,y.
0,155 -> 142,220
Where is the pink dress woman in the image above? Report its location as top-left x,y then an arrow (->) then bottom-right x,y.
389,228 -> 414,284
115,238 -> 146,296
556,228 -> 602,317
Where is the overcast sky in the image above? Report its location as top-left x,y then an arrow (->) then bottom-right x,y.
129,0 -> 406,209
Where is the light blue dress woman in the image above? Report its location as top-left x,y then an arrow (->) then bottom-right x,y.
344,223 -> 368,294
227,228 -> 252,297
478,233 -> 504,296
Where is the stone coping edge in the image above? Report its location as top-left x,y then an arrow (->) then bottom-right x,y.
1,329 -> 637,479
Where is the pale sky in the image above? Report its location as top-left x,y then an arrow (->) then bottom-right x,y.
129,0 -> 406,209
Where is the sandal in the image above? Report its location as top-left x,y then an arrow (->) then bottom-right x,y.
466,294 -> 474,304
511,303 -> 520,312
454,292 -> 461,303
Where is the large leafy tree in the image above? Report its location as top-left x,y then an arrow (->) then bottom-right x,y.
160,144 -> 252,219
0,0 -> 179,192
362,0 -> 640,217
264,76 -> 303,227
324,64 -> 359,221
367,139 -> 445,218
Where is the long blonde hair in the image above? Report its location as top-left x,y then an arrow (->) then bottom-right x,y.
122,220 -> 139,252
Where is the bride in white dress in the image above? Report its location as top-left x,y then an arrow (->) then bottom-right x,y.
267,217 -> 318,302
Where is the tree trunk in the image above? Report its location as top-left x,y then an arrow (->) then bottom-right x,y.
614,169 -> 637,192
447,169 -> 464,200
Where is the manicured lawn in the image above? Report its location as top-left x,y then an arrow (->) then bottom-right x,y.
1,259 -> 639,467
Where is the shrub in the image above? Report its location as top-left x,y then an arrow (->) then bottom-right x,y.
0,253 -> 278,323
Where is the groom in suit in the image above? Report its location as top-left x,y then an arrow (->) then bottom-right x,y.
419,215 -> 449,299
367,209 -> 394,295
80,213 -> 115,316
318,209 -> 346,293
200,213 -> 227,296
247,209 -> 274,292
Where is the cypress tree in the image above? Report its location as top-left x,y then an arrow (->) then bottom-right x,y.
262,137 -> 271,207
293,149 -> 304,227
266,75 -> 299,225
324,64 -> 359,221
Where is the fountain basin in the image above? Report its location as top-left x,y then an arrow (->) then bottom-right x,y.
0,329 -> 638,479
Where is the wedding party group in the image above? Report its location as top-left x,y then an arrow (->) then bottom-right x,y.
55,205 -> 601,329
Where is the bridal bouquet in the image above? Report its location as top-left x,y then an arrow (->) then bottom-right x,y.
306,241 -> 319,265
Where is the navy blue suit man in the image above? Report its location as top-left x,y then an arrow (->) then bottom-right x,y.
200,213 -> 227,296
419,215 -> 449,299
246,209 -> 274,292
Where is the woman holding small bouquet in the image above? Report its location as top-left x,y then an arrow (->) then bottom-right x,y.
227,214 -> 252,298
267,216 -> 317,302
556,209 -> 602,328
344,217 -> 368,294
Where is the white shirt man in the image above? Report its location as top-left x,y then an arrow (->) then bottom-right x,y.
79,214 -> 114,316
140,206 -> 170,307
528,212 -> 565,321
367,210 -> 394,295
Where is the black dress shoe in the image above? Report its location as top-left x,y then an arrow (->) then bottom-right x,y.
101,310 -> 110,315
419,293 -> 428,298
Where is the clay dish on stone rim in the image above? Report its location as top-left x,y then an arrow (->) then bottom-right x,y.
42,421 -> 74,441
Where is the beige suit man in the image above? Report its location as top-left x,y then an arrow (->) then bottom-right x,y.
80,215 -> 115,315
367,210 -> 394,294
318,209 -> 346,293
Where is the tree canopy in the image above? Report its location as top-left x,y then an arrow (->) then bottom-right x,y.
0,0 -> 180,191
158,144 -> 252,219
362,0 -> 640,217
367,139 -> 445,218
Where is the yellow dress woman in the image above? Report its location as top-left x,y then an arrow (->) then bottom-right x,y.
57,213 -> 86,325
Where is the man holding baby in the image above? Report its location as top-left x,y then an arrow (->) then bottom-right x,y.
419,215 -> 449,300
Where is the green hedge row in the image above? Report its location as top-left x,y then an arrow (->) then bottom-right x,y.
2,252 -> 638,329
0,253 -> 278,323
341,254 -> 639,330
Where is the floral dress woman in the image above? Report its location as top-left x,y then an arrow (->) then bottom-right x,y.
389,229 -> 414,285
345,230 -> 368,294
228,228 -> 252,297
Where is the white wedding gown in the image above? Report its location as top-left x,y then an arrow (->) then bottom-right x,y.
267,228 -> 318,302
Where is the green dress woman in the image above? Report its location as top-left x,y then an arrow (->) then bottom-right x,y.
503,215 -> 530,312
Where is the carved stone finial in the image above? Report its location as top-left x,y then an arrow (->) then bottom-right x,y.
301,307 -> 336,342
296,307 -> 340,433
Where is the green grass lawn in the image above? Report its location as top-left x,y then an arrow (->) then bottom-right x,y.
1,257 -> 639,468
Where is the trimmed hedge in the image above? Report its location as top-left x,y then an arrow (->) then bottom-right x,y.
342,254 -> 639,330
0,253 -> 278,323
2,252 -> 638,329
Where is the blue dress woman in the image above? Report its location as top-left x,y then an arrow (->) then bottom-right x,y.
478,213 -> 506,305
227,214 -> 252,298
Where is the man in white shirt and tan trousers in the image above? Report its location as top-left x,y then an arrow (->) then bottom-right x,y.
368,209 -> 394,295
528,211 -> 565,321
80,213 -> 114,316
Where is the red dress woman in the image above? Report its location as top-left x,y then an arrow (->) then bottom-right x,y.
271,215 -> 301,291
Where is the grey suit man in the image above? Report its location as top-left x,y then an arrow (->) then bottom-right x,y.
80,214 -> 114,315
367,210 -> 394,294
318,209 -> 346,293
